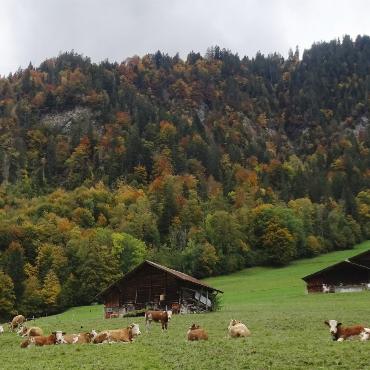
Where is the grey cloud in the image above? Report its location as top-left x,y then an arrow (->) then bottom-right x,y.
1,0 -> 370,75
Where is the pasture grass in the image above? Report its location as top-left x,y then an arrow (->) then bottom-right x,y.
1,240 -> 370,369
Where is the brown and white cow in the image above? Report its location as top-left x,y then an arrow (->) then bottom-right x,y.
324,320 -> 365,341
9,315 -> 26,332
187,324 -> 208,341
93,324 -> 141,344
17,326 -> 43,337
228,319 -> 251,338
145,310 -> 171,331
56,331 -> 95,344
20,331 -> 64,348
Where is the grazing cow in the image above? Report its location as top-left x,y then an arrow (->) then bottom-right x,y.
9,315 -> 26,332
187,324 -> 208,341
17,326 -> 43,337
324,320 -> 365,341
145,310 -> 171,331
228,319 -> 251,338
56,331 -> 95,344
20,331 -> 64,348
0,325 -> 4,334
93,324 -> 141,344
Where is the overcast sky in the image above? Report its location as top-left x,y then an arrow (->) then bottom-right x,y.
1,0 -> 370,76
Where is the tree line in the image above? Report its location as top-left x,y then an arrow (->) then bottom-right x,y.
1,35 -> 370,318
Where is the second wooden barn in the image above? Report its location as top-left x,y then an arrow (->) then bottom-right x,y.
98,260 -> 223,318
302,249 -> 370,293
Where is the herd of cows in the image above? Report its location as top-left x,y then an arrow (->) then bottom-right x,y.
0,311 -> 251,348
2,313 -> 370,348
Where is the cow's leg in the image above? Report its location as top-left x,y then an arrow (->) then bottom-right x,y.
146,319 -> 151,332
337,337 -> 344,342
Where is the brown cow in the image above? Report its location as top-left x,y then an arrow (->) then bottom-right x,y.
9,315 -> 26,332
20,331 -> 63,348
325,320 -> 365,341
17,326 -> 43,337
187,324 -> 208,341
93,324 -> 141,344
145,310 -> 171,331
171,303 -> 181,315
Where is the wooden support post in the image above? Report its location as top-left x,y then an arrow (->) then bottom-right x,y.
206,290 -> 209,312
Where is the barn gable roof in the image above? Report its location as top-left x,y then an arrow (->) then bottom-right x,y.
98,260 -> 223,297
348,249 -> 370,267
302,260 -> 370,281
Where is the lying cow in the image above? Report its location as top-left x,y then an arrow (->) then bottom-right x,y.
324,320 -> 365,341
9,315 -> 26,332
228,319 -> 251,338
93,324 -> 141,344
145,310 -> 172,331
20,331 -> 64,348
56,331 -> 95,344
17,326 -> 43,337
187,324 -> 208,341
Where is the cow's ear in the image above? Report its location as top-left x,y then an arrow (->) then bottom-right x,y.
52,331 -> 56,334
324,321 -> 329,326
337,323 -> 342,327
62,332 -> 66,335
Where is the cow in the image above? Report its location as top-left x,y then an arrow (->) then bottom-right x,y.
17,326 -> 43,337
9,315 -> 26,332
145,310 -> 171,331
324,320 -> 365,341
228,319 -> 251,338
171,303 -> 181,315
56,331 -> 95,344
0,325 -> 4,334
322,284 -> 331,293
93,324 -> 141,344
187,324 -> 208,341
20,331 -> 64,348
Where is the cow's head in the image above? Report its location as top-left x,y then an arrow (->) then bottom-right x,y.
90,329 -> 98,340
324,320 -> 341,337
52,331 -> 67,344
189,324 -> 200,331
167,310 -> 172,321
228,319 -> 240,328
360,328 -> 370,341
129,323 -> 141,336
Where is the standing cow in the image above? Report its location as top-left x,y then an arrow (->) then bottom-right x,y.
145,310 -> 172,331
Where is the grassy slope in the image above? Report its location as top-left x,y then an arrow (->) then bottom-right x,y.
1,241 -> 370,370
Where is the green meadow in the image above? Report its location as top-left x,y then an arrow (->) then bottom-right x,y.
1,241 -> 370,370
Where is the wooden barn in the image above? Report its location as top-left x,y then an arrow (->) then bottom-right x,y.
98,260 -> 223,318
302,250 -> 370,293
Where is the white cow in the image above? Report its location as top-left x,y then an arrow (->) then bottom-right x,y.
0,325 -> 4,334
322,284 -> 330,293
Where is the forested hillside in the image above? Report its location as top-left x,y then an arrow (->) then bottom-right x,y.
1,35 -> 370,318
